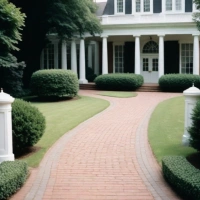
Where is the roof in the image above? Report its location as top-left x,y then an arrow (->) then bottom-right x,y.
96,2 -> 107,16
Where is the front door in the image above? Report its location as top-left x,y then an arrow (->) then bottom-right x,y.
141,55 -> 159,83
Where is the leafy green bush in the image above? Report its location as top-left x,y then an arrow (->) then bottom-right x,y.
0,160 -> 28,200
30,69 -> 79,98
162,156 -> 200,200
188,100 -> 200,151
12,99 -> 46,152
94,73 -> 143,90
86,67 -> 97,82
159,74 -> 200,92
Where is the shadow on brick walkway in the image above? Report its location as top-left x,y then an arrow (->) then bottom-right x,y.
11,91 -> 182,200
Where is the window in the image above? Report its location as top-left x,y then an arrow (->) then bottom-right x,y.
116,0 -> 124,13
143,41 -> 158,53
144,0 -> 150,12
166,0 -> 172,11
136,0 -> 141,12
181,44 -> 193,74
165,0 -> 183,12
143,58 -> 149,71
114,45 -> 124,73
152,58 -> 158,71
134,0 -> 152,13
43,44 -> 54,69
176,0 -> 182,10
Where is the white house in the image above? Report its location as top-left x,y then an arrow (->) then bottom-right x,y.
40,0 -> 200,84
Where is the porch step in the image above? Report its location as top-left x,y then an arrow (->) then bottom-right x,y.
79,83 -> 97,90
135,84 -> 162,92
79,83 -> 162,92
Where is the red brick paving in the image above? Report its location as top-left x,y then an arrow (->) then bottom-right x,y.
11,91 -> 182,200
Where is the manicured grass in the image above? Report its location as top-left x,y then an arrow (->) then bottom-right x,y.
98,91 -> 137,98
21,96 -> 109,167
148,96 -> 196,164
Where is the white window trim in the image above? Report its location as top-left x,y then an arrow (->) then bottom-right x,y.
114,0 -> 125,15
113,42 -> 125,73
132,0 -> 153,15
163,0 -> 185,14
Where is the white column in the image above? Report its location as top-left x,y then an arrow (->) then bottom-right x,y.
54,41 -> 59,69
88,44 -> 93,69
61,40 -> 67,70
134,35 -> 140,74
158,35 -> 165,78
71,39 -> 77,74
102,36 -> 108,74
193,34 -> 199,75
0,89 -> 15,163
94,42 -> 99,75
79,38 -> 88,83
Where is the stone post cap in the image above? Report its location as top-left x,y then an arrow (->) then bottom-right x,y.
183,84 -> 200,96
0,89 -> 15,104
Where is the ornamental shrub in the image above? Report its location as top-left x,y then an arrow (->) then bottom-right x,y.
0,160 -> 28,200
188,100 -> 200,151
30,69 -> 79,98
12,99 -> 46,152
159,74 -> 200,92
86,67 -> 97,82
94,73 -> 143,90
162,156 -> 200,200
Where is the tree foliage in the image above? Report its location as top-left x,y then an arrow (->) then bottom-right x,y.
193,0 -> 200,30
9,0 -> 102,86
0,0 -> 25,67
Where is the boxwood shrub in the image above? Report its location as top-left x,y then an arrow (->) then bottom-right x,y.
30,69 -> 79,98
94,73 -> 143,91
12,99 -> 46,153
159,74 -> 200,92
162,156 -> 200,200
0,161 -> 28,200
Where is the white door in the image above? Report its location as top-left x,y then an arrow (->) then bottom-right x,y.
141,55 -> 159,83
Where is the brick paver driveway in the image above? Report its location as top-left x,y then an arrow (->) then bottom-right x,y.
12,91 -> 182,200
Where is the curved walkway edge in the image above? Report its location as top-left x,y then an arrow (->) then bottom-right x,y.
12,91 -> 182,200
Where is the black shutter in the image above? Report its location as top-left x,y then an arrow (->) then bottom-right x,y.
125,0 -> 132,14
164,41 -> 179,74
124,42 -> 135,73
185,0 -> 193,12
153,0 -> 162,13
103,0 -> 114,15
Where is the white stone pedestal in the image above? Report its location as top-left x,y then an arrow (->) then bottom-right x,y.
0,89 -> 15,163
182,85 -> 200,146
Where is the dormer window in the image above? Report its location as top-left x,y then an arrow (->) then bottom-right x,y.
165,0 -> 184,12
115,0 -> 125,14
134,0 -> 152,14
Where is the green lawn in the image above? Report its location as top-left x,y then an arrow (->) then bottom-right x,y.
148,96 -> 196,164
98,91 -> 137,98
21,95 -> 109,167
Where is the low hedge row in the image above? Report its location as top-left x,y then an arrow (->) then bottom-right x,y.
94,73 -> 143,91
30,69 -> 79,98
162,156 -> 200,200
0,161 -> 28,200
159,74 -> 200,92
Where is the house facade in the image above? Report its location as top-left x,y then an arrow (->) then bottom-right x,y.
40,0 -> 200,83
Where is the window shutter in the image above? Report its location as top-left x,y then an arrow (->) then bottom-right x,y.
124,42 -> 135,73
125,0 -> 132,14
103,0 -> 114,15
164,41 -> 179,74
153,0 -> 162,13
185,0 -> 193,12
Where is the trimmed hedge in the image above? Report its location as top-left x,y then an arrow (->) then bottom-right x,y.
159,74 -> 200,92
188,100 -> 200,151
30,69 -> 79,98
0,161 -> 28,200
162,156 -> 200,200
12,99 -> 46,152
94,73 -> 143,91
